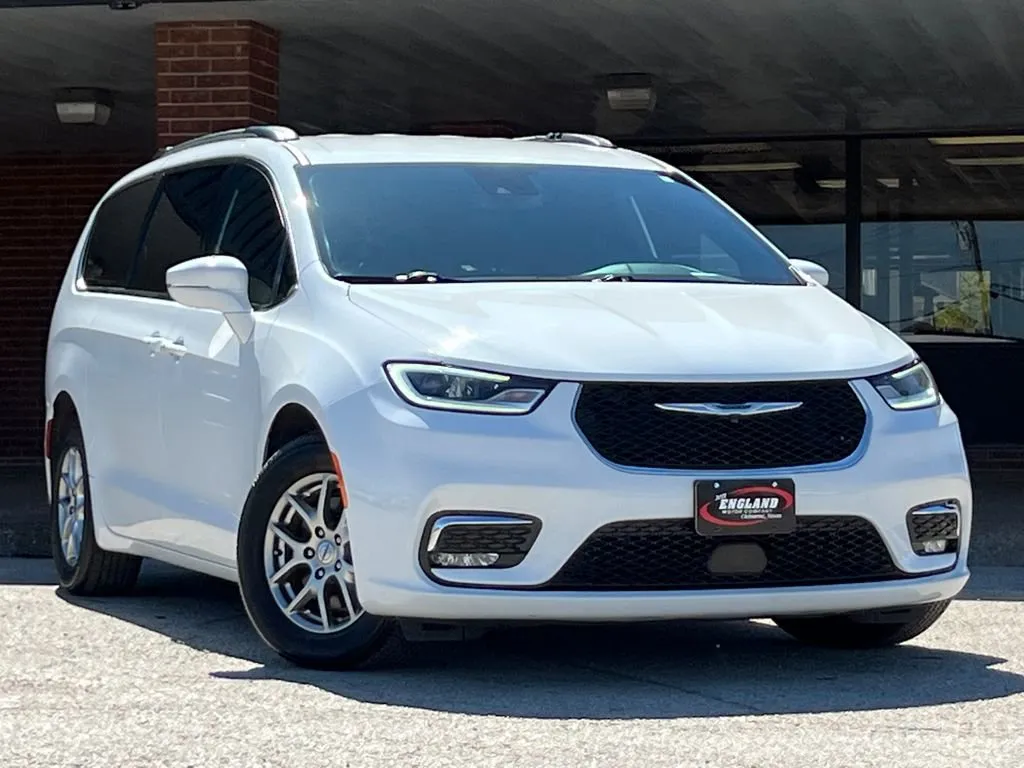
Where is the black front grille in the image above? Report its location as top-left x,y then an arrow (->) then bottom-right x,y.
543,516 -> 915,590
574,380 -> 866,470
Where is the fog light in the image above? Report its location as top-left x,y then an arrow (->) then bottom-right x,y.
421,513 -> 541,572
907,500 -> 960,556
430,552 -> 500,568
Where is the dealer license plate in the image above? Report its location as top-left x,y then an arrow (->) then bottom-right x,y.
694,478 -> 796,537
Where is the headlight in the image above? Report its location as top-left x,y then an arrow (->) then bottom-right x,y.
384,362 -> 553,414
868,360 -> 939,410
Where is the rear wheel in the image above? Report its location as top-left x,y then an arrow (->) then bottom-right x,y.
772,599 -> 953,649
236,435 -> 404,669
50,420 -> 142,595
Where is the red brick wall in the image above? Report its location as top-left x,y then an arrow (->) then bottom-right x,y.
156,20 -> 279,148
0,154 -> 143,463
0,18 -> 281,463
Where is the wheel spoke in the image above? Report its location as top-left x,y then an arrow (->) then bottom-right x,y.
337,572 -> 358,619
286,493 -> 317,535
269,559 -> 304,584
285,581 -> 316,615
270,522 -> 307,553
65,529 -> 78,563
316,584 -> 330,630
338,510 -> 350,544
61,512 -> 75,543
315,477 -> 333,531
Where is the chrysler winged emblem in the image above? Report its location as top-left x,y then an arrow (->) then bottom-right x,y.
654,402 -> 803,416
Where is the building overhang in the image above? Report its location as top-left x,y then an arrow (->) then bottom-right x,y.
2,0 -> 1024,153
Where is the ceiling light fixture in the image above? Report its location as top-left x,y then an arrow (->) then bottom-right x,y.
816,177 -> 904,190
945,155 -> 1024,167
929,135 -> 1024,146
601,73 -> 657,112
54,87 -> 113,126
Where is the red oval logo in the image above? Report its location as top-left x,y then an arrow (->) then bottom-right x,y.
698,485 -> 794,527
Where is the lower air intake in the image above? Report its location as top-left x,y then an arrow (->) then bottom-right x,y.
542,516 -> 937,590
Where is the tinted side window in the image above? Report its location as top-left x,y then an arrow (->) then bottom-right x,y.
128,165 -> 231,297
81,177 -> 159,290
217,166 -> 294,309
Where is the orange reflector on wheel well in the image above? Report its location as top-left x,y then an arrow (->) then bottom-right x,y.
331,452 -> 350,509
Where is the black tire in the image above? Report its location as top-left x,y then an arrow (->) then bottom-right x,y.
236,434 -> 405,670
772,599 -> 953,649
50,419 -> 142,596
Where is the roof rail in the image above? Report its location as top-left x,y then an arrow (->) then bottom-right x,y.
154,124 -> 299,159
516,132 -> 616,148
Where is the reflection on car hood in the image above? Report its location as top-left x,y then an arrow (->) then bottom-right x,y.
346,281 -> 915,381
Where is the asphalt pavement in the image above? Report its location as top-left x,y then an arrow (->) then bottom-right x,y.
1,557 -> 1022,768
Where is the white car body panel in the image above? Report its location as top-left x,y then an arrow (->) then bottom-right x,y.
345,280 -> 915,382
83,295 -> 181,540
43,132 -> 972,624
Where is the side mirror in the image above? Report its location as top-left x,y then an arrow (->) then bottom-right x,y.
166,255 -> 255,342
789,258 -> 829,287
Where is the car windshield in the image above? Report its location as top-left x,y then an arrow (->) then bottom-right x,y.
297,162 -> 802,285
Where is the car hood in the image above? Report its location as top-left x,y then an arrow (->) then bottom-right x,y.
346,281 -> 915,381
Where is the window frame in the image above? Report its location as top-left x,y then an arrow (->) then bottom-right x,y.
75,174 -> 162,295
214,162 -> 300,311
75,156 -> 299,312
125,162 -> 235,300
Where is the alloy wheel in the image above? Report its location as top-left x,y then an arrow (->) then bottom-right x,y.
56,446 -> 87,568
262,473 -> 363,634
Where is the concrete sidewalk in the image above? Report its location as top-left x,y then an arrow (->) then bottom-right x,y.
3,463 -> 1021,565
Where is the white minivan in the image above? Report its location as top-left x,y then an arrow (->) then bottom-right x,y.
45,126 -> 971,669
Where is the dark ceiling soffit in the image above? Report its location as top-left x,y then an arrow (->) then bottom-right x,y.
0,0 -> 254,7
621,125 -> 1024,148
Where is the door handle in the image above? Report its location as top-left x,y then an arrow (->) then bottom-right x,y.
142,333 -> 187,359
162,338 -> 188,359
142,333 -> 165,356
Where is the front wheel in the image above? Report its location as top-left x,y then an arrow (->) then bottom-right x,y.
772,599 -> 953,649
236,435 -> 404,669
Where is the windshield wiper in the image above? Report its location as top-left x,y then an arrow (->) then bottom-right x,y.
335,270 -> 463,284
585,273 -> 743,284
394,270 -> 451,283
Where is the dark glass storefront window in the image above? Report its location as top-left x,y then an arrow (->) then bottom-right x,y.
861,138 -> 1024,341
629,134 -> 1024,446
644,140 -> 847,297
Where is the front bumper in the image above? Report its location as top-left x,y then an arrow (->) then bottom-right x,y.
326,378 -> 972,621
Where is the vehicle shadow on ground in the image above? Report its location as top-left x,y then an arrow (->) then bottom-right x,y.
53,560 -> 1024,720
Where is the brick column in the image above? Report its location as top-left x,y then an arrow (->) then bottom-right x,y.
155,20 -> 279,148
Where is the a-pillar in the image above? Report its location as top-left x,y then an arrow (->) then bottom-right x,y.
154,20 -> 279,149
